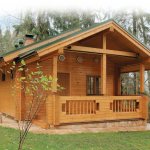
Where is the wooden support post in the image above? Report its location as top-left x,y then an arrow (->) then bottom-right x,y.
46,94 -> 60,127
114,66 -> 121,96
141,96 -> 148,120
52,55 -> 58,92
52,94 -> 60,126
101,34 -> 107,95
140,64 -> 145,93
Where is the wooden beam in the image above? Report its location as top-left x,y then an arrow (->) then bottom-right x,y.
66,45 -> 137,58
109,26 -> 115,32
101,34 -> 107,95
58,48 -> 64,54
120,64 -> 140,73
52,55 -> 58,92
140,64 -> 145,93
25,55 -> 40,64
142,57 -> 150,64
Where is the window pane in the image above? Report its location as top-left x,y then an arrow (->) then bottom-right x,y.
87,76 -> 100,95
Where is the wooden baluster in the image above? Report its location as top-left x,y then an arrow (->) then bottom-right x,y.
87,101 -> 89,114
74,101 -> 77,114
72,101 -> 74,114
124,101 -> 126,112
68,101 -> 71,115
129,100 -> 130,112
118,100 -> 120,112
120,100 -> 122,112
134,100 -> 136,112
84,101 -> 86,114
131,100 -> 133,112
86,101 -> 88,114
91,101 -> 93,114
71,101 -> 73,114
93,101 -> 95,114
119,100 -> 121,112
114,100 -> 116,112
89,101 -> 91,114
82,101 -> 84,114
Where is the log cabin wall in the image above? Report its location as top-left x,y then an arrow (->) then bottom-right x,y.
58,52 -> 115,96
38,51 -> 115,96
0,66 -> 16,118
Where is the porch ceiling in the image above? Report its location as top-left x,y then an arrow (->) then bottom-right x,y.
74,31 -> 148,58
107,55 -> 139,66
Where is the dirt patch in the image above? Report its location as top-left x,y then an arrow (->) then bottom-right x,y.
0,115 -> 150,134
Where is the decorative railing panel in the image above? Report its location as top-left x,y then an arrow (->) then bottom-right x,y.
112,100 -> 139,112
62,100 -> 98,115
47,95 -> 148,125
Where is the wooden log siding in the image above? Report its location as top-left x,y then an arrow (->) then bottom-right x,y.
46,95 -> 148,125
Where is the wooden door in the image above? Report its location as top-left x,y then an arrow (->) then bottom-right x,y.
57,73 -> 70,96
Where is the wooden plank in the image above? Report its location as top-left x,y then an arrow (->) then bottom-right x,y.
140,64 -> 145,93
52,55 -> 58,92
58,48 -> 64,54
120,64 -> 140,73
65,45 -> 137,57
25,55 -> 40,64
101,34 -> 107,95
101,54 -> 107,95
109,26 -> 115,32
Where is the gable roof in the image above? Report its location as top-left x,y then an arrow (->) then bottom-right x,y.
1,19 -> 150,62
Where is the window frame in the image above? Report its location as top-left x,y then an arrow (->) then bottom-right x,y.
86,75 -> 101,96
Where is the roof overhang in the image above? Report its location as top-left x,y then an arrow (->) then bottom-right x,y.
1,20 -> 150,65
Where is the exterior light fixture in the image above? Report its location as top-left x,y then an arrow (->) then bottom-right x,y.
58,55 -> 65,62
77,56 -> 84,63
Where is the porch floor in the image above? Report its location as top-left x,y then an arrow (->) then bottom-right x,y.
0,115 -> 150,134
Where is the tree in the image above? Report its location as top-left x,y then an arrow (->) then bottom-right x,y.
6,60 -> 62,150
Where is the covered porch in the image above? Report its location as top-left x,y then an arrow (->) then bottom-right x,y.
44,31 -> 149,127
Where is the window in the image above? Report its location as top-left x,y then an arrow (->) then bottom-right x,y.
86,76 -> 100,95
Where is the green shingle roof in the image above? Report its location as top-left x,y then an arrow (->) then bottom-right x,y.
1,19 -> 150,59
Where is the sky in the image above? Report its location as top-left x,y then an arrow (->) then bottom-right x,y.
0,0 -> 150,30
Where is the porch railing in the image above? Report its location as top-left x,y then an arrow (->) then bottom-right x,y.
46,95 -> 148,126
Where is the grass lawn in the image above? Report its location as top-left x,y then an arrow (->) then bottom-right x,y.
0,126 -> 150,150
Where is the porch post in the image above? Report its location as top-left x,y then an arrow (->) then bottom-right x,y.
114,66 -> 121,96
52,55 -> 60,126
52,55 -> 58,92
101,34 -> 107,95
140,63 -> 145,93
46,55 -> 59,127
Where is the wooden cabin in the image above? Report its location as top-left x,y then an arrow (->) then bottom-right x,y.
0,19 -> 149,128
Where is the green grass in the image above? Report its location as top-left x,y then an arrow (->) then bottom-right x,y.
0,126 -> 150,150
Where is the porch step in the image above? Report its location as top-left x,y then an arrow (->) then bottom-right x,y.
32,120 -> 49,129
